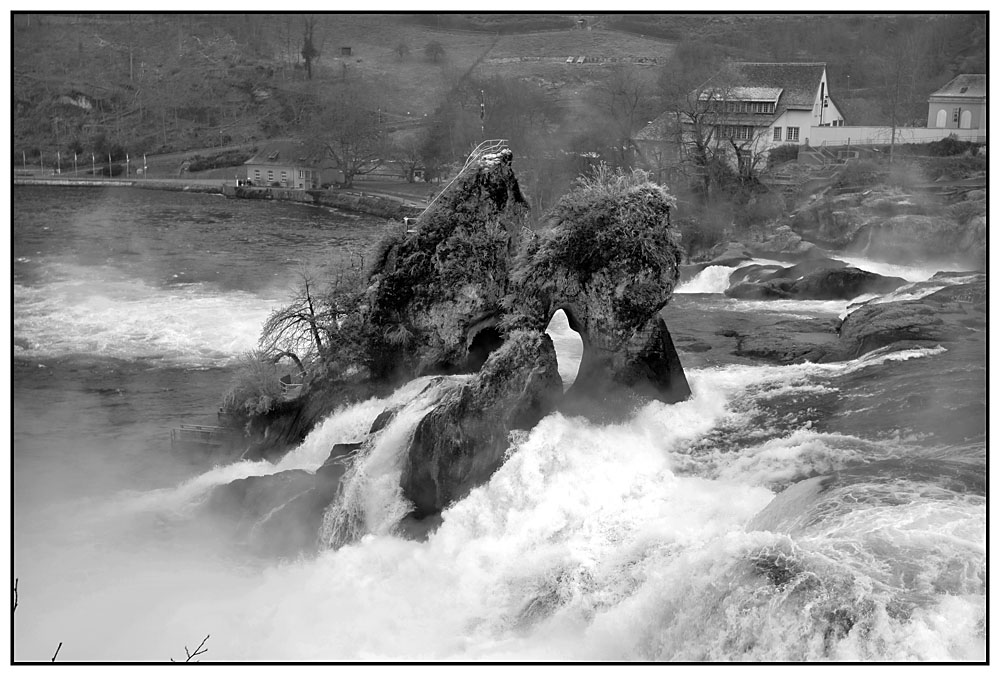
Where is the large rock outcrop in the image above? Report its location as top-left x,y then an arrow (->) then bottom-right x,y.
359,148 -> 530,379
511,176 -> 691,411
226,157 -> 693,539
836,275 -> 985,358
400,330 -> 563,517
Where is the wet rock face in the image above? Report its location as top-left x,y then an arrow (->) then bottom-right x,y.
837,277 -> 985,358
726,260 -> 907,301
849,214 -> 984,268
203,441 -> 359,557
399,330 -> 563,517
362,158 -> 691,410
363,148 -> 529,380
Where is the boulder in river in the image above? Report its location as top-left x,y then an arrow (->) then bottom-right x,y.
400,329 -> 563,517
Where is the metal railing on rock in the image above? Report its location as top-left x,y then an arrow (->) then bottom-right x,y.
416,139 -> 509,222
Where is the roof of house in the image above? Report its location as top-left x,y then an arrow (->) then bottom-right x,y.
699,62 -> 827,112
633,111 -> 680,142
245,141 -> 323,167
929,74 -> 986,99
699,86 -> 783,103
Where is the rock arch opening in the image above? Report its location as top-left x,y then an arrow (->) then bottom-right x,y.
545,309 -> 584,391
466,325 -> 504,373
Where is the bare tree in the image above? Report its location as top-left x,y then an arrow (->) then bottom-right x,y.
259,271 -> 332,358
309,81 -> 387,187
170,635 -> 210,662
301,16 -> 321,80
424,40 -> 445,63
598,64 -> 648,167
390,132 -> 425,183
394,40 -> 410,62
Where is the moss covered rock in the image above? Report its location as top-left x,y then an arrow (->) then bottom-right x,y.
362,148 -> 529,379
511,168 -> 690,409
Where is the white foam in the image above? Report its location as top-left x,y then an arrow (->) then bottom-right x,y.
14,263 -> 279,365
14,338 -> 982,662
829,254 -> 975,283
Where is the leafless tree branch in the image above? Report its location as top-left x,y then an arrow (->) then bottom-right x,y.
170,634 -> 210,662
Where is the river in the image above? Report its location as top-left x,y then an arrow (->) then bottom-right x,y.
12,185 -> 985,662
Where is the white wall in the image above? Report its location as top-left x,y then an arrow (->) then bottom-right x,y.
808,126 -> 986,146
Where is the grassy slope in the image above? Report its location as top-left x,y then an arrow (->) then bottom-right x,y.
13,14 -> 676,159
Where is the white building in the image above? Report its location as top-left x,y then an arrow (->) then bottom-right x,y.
693,62 -> 846,148
635,62 -> 846,174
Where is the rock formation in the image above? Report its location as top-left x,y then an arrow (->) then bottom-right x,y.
725,259 -> 907,301
400,330 -> 563,517
359,148 -> 530,379
221,154 -> 692,542
510,172 -> 691,411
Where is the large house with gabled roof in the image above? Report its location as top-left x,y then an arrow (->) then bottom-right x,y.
703,62 -> 846,146
634,62 -> 846,173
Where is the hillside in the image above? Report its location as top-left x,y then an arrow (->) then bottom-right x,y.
12,13 -> 672,160
13,12 -> 986,174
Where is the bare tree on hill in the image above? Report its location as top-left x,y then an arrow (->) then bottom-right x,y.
301,16 -> 321,80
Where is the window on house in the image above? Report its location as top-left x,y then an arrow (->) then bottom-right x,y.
773,127 -> 782,141
267,170 -> 274,182
787,127 -> 800,141
298,170 -> 303,178
281,171 -> 288,182
254,169 -> 261,181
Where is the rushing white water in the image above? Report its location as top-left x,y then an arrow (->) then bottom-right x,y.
675,258 -> 788,294
14,320 -> 983,661
828,254 -> 976,283
107,347 -> 983,660
12,188 -> 984,662
13,262 -> 279,366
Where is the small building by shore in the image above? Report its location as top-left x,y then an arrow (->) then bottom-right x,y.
243,141 -> 325,190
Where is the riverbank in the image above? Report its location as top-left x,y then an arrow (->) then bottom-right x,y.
14,176 -> 423,220
222,184 -> 422,220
